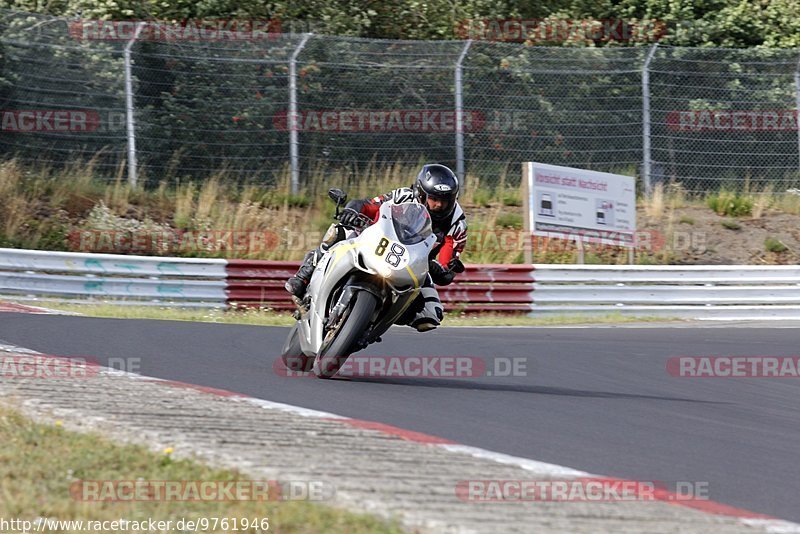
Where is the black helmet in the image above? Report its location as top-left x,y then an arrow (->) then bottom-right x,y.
413,164 -> 459,222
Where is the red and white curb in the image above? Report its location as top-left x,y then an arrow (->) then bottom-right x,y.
230,399 -> 800,532
92,372 -> 800,532
0,301 -> 67,314
1,341 -> 799,533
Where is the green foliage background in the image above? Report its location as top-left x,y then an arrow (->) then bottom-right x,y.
3,0 -> 800,47
2,0 -> 800,190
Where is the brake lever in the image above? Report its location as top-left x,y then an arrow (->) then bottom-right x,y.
355,214 -> 372,229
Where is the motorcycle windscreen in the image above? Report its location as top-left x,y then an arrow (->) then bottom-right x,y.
391,203 -> 433,245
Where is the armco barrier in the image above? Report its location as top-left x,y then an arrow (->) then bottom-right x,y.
528,264 -> 800,319
0,251 -> 534,312
226,260 -> 535,313
226,260 -> 299,312
0,248 -> 228,308
2,248 -> 799,318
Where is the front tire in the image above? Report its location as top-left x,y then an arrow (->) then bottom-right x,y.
313,291 -> 378,379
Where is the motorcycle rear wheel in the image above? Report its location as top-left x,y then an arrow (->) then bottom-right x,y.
280,323 -> 311,372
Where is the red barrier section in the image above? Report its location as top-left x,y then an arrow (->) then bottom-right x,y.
0,302 -> 52,314
225,260 -> 534,313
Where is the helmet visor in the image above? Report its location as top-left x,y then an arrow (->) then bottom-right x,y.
425,190 -> 456,218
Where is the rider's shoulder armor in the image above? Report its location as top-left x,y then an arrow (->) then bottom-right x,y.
449,204 -> 467,241
382,187 -> 415,205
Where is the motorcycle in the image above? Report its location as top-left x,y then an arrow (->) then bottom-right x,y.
280,188 -> 438,379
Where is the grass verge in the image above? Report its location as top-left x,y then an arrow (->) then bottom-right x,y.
23,301 -> 683,327
10,157 -> 797,267
0,405 -> 403,533
13,156 -> 800,266
0,158 -> 529,264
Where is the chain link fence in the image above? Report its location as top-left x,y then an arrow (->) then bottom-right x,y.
2,8 -> 800,194
649,46 -> 800,192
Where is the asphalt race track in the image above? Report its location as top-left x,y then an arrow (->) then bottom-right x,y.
1,313 -> 798,522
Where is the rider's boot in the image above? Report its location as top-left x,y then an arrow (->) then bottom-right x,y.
285,249 -> 318,299
408,284 -> 443,332
286,224 -> 345,300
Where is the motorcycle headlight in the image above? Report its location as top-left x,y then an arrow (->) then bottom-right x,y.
362,249 -> 394,278
376,262 -> 393,278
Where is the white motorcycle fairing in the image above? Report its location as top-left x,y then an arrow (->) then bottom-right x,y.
296,201 -> 437,362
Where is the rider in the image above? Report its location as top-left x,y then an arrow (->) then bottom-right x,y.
285,163 -> 468,332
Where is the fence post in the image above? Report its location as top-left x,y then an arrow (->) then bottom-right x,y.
455,40 -> 472,188
124,22 -> 145,187
795,54 -> 800,174
641,43 -> 658,196
289,33 -> 312,195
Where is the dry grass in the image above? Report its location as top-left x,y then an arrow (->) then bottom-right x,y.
0,160 -> 28,239
6,157 -> 800,265
643,182 -> 692,222
174,182 -> 197,229
751,187 -> 773,220
30,301 -> 681,326
0,158 -> 683,265
666,182 -> 689,208
102,162 -> 132,213
644,182 -> 665,220
774,189 -> 800,215
0,159 -> 442,260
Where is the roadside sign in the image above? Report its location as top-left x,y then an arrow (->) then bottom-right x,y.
523,162 -> 637,253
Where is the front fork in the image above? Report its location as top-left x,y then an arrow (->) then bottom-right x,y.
327,274 -> 386,350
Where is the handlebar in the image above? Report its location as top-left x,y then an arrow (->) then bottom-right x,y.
334,212 -> 373,230
355,213 -> 373,228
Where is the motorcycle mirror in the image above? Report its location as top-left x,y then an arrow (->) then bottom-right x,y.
451,259 -> 465,274
328,188 -> 347,206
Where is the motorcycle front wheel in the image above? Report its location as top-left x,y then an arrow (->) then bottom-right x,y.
313,291 -> 378,379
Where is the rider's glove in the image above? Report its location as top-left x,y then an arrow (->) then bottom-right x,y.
339,207 -> 361,227
429,260 -> 456,286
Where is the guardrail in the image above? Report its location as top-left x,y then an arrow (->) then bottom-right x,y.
0,250 -> 531,312
0,249 -> 228,308
2,248 -> 797,319
529,264 -> 800,319
226,260 -> 535,313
